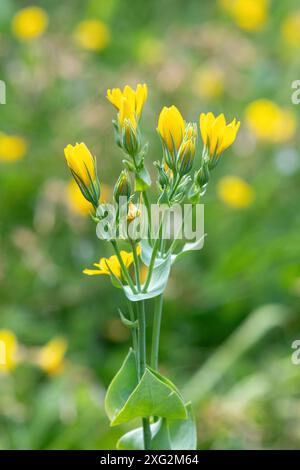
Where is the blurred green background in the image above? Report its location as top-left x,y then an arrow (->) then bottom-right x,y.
1,0 -> 300,450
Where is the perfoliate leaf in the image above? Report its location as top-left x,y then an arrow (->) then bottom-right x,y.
117,403 -> 197,450
111,366 -> 187,426
135,167 -> 151,191
123,255 -> 171,301
104,349 -> 138,423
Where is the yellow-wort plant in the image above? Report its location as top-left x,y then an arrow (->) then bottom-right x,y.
64,83 -> 240,450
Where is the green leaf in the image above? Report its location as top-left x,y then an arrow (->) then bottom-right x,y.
123,255 -> 171,301
104,349 -> 138,423
168,402 -> 197,450
117,404 -> 196,450
171,234 -> 206,264
117,419 -> 171,450
111,366 -> 187,426
135,167 -> 151,191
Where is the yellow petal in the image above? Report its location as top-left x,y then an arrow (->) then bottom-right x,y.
64,142 -> 96,186
107,88 -> 123,110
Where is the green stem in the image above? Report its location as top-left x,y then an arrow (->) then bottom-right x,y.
142,191 -> 152,245
130,239 -> 141,291
150,294 -> 163,370
111,240 -> 137,294
137,301 -> 152,449
127,300 -> 140,378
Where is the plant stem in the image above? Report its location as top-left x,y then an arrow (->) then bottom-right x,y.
126,300 -> 140,378
130,239 -> 141,291
111,240 -> 137,294
137,300 -> 151,449
150,294 -> 163,370
142,191 -> 152,245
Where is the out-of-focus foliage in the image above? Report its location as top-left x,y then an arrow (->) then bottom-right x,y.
0,0 -> 300,450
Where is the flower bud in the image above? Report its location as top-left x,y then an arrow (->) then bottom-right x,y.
196,164 -> 210,188
121,119 -> 141,156
114,170 -> 131,203
64,142 -> 100,209
178,138 -> 196,176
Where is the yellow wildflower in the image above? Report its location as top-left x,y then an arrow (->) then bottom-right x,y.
12,6 -> 48,40
107,84 -> 148,119
157,105 -> 185,154
0,133 -> 27,162
217,175 -> 254,209
74,20 -> 110,51
64,142 -> 96,186
37,337 -> 67,375
83,247 -> 140,279
281,12 -> 300,47
200,112 -> 240,161
0,330 -> 18,373
245,99 -> 296,143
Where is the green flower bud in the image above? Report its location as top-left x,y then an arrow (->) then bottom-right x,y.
121,119 -> 141,157
114,170 -> 131,203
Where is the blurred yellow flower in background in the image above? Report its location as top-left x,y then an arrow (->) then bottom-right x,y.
12,6 -> 48,40
245,99 -> 296,143
0,133 -> 28,162
66,180 -> 110,216
66,180 -> 93,216
217,175 -> 255,209
84,248 -> 140,279
281,12 -> 300,47
74,20 -> 110,51
193,65 -> 224,101
220,0 -> 268,31
0,330 -> 18,373
36,337 -> 67,375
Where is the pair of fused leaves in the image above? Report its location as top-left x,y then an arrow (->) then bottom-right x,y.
105,349 -> 196,450
105,349 -> 186,426
117,404 -> 196,450
122,234 -> 205,302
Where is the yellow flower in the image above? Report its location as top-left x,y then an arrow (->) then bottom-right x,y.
83,247 -> 140,279
64,142 -> 97,187
74,20 -> 110,51
0,330 -> 18,373
200,112 -> 240,160
118,97 -> 138,129
219,0 -> 268,31
37,337 -> 67,375
157,105 -> 186,154
0,133 -> 28,162
12,7 -> 48,40
107,84 -> 147,117
281,12 -> 300,47
193,66 -> 224,101
217,175 -> 255,209
245,99 -> 296,143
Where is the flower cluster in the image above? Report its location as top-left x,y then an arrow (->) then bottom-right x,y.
63,83 -> 240,288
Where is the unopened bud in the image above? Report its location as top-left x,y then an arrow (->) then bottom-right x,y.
114,170 -> 131,203
121,119 -> 140,156
178,138 -> 196,176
